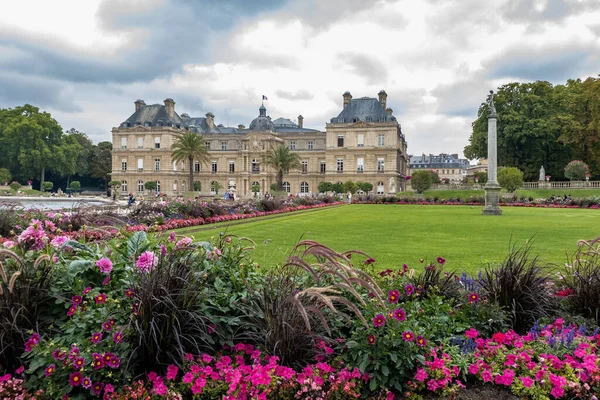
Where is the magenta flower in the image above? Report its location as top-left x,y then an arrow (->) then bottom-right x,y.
469,293 -> 479,304
91,382 -> 104,395
83,287 -> 92,294
405,284 -> 415,296
465,328 -> 479,339
387,290 -> 400,303
393,308 -> 406,322
82,376 -> 92,389
136,251 -> 158,273
71,295 -> 83,305
124,288 -> 134,298
90,332 -> 103,344
416,336 -> 427,347
105,352 -> 120,368
373,314 -> 386,327
520,376 -> 534,388
44,364 -> 56,377
67,305 -> 77,317
436,256 -> 446,265
402,331 -> 415,342
94,293 -> 107,304
113,330 -> 124,344
102,321 -> 112,331
68,371 -> 84,387
96,257 -> 113,274
72,357 -> 85,370
166,364 -> 179,380
415,368 -> 427,382
367,335 -> 376,345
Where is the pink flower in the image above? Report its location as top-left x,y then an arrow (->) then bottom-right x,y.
465,328 -> 479,339
175,237 -> 193,249
2,240 -> 16,249
90,332 -> 103,344
94,293 -> 107,304
467,363 -> 479,374
95,257 -> 113,274
44,364 -> 56,377
393,308 -> 406,321
68,372 -> 83,387
405,284 -> 415,296
373,314 -> 386,327
166,365 -> 179,380
520,376 -> 534,388
402,331 -> 415,342
136,251 -> 158,273
415,368 -> 427,382
388,290 -> 400,303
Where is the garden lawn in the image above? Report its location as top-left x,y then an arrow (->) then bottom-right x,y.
402,188 -> 600,200
182,204 -> 600,274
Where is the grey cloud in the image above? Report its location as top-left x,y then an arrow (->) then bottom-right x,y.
432,69 -> 489,117
339,53 -> 388,85
485,44 -> 600,82
500,0 -> 600,23
275,89 -> 314,100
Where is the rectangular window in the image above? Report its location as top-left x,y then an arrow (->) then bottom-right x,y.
194,161 -> 200,173
121,159 -> 127,171
205,142 -> 211,150
121,137 -> 127,149
357,157 -> 364,172
320,161 -> 326,174
337,135 -> 344,147
137,137 -> 143,149
357,134 -> 364,147
307,141 -> 313,150
290,141 -> 296,150
221,141 -> 227,150
154,158 -> 160,171
337,158 -> 344,172
302,161 -> 308,174
211,161 -> 217,173
377,158 -> 385,172
137,158 -> 143,171
229,161 -> 235,173
452,169 -> 455,174
378,134 -> 385,146
154,137 -> 160,149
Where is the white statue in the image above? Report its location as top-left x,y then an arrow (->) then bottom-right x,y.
539,166 -> 545,182
388,177 -> 397,193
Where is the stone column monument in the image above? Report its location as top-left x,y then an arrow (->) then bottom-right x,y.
482,90 -> 502,215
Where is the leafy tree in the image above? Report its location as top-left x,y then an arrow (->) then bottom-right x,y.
64,128 -> 93,182
144,181 -> 157,191
193,181 -> 202,191
270,183 -> 277,192
357,182 -> 373,193
10,181 -> 21,191
90,141 -> 113,185
210,181 -> 223,195
411,170 -> 433,194
564,160 -> 590,181
332,182 -> 344,193
474,171 -> 488,184
69,181 -> 81,190
42,181 -> 54,192
427,170 -> 441,184
263,146 -> 301,190
108,180 -> 121,188
171,132 -> 209,192
0,168 -> 11,184
497,167 -> 524,192
318,182 -> 333,193
343,181 -> 358,194
0,104 -> 81,190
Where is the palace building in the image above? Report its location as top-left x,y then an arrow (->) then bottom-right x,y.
110,91 -> 409,198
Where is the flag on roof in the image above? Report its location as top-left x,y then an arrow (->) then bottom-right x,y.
262,95 -> 268,100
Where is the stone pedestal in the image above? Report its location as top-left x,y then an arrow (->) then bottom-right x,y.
482,184 -> 502,215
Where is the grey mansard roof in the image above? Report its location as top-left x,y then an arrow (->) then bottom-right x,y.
330,97 -> 396,123
410,154 -> 469,169
120,104 -> 187,128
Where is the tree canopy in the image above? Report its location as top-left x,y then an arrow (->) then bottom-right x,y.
171,132 -> 209,193
464,78 -> 600,181
263,146 -> 301,190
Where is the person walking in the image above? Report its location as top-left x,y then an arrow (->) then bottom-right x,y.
347,191 -> 352,204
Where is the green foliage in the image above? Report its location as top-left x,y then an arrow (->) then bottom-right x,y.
427,170 -> 441,184
263,146 -> 301,190
497,167 -> 524,192
210,181 -> 223,195
558,248 -> 600,324
0,168 -> 11,184
251,182 -> 260,193
10,181 -> 21,191
171,132 -> 209,192
193,181 -> 201,191
474,171 -> 488,184
270,183 -> 277,192
108,180 -> 121,187
332,182 -> 344,193
357,182 -> 373,193
318,182 -> 333,193
89,141 -> 113,184
69,181 -> 81,190
144,181 -> 157,191
411,170 -> 433,193
564,160 -> 590,181
343,181 -> 358,194
42,181 -> 53,192
479,243 -> 554,333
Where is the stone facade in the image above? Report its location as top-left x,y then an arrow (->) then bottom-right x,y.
409,153 -> 469,183
111,92 -> 409,198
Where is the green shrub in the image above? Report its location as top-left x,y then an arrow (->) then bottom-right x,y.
497,167 -> 523,192
411,170 -> 433,194
144,181 -> 157,191
332,182 -> 344,193
343,181 -> 358,194
10,181 -> 21,191
69,181 -> 81,190
474,171 -> 487,184
318,182 -> 333,193
564,160 -> 590,181
357,182 -> 373,193
557,247 -> 600,324
42,181 -> 53,192
193,181 -> 201,191
0,168 -> 11,184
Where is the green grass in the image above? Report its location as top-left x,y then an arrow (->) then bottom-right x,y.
401,188 -> 600,200
182,204 -> 600,274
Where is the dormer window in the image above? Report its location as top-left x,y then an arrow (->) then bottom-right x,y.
156,121 -> 163,127
144,122 -> 151,127
126,123 -> 131,127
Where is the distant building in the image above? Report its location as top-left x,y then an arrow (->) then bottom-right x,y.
466,159 -> 488,181
110,91 -> 409,197
409,153 -> 469,183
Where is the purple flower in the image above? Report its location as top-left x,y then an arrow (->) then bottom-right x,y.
102,321 -> 112,331
44,364 -> 55,377
91,382 -> 104,395
96,257 -> 113,274
91,332 -> 103,344
72,295 -> 83,305
113,330 -> 124,344
393,308 -> 406,322
388,290 -> 400,304
68,372 -> 83,387
136,251 -> 158,273
373,314 -> 386,327
405,284 -> 415,296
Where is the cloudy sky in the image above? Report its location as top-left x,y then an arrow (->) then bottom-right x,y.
1,0 -> 599,157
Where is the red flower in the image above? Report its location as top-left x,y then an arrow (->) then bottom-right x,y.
368,335 -> 377,345
469,293 -> 479,304
492,332 -> 506,344
416,336 -> 426,347
555,288 -> 574,297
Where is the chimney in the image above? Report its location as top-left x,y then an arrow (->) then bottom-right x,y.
237,124 -> 245,130
378,90 -> 387,110
386,108 -> 393,116
205,112 -> 215,129
343,91 -> 352,109
298,115 -> 304,128
134,99 -> 146,111
163,98 -> 175,118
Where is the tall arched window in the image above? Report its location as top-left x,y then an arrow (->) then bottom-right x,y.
137,180 -> 144,193
121,180 -> 128,193
300,182 -> 309,193
282,182 -> 290,193
377,181 -> 384,195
